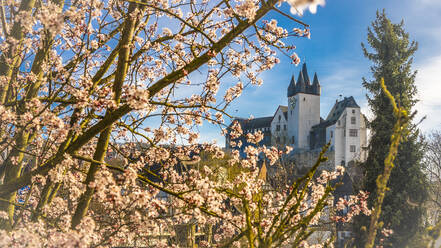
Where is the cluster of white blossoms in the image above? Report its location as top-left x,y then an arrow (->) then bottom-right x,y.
286,0 -> 326,15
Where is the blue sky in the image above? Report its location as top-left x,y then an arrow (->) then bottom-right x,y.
197,0 -> 441,145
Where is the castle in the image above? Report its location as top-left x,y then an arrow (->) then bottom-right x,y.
226,63 -> 368,170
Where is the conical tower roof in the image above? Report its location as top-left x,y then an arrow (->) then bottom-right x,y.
302,63 -> 310,85
296,69 -> 306,92
313,72 -> 319,85
312,72 -> 321,95
287,74 -> 296,97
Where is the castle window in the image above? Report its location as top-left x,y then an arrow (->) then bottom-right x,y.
338,120 -> 341,126
349,129 -> 358,137
352,109 -> 355,114
276,125 -> 280,131
278,115 -> 281,121
284,125 -> 286,130
303,97 -> 305,101
330,131 -> 333,138
291,136 -> 295,144
350,145 -> 356,152
351,117 -> 356,124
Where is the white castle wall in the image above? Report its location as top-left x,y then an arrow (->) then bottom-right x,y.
287,93 -> 320,149
271,107 -> 288,147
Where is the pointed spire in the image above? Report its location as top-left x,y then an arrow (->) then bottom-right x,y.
312,72 -> 321,95
313,72 -> 320,86
296,69 -> 305,92
258,161 -> 267,182
302,63 -> 310,85
287,74 -> 296,97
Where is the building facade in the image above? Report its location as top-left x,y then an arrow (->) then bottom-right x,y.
226,63 -> 368,169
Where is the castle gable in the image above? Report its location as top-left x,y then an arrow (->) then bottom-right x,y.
272,105 -> 288,122
325,96 -> 360,123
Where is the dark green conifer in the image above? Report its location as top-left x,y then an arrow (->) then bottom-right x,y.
352,10 -> 428,248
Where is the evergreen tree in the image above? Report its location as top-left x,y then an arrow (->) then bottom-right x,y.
352,10 -> 428,248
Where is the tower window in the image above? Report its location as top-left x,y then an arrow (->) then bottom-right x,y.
284,125 -> 286,130
303,97 -> 306,101
330,131 -> 333,138
350,145 -> 356,152
352,109 -> 355,114
351,117 -> 356,124
278,115 -> 281,121
349,129 -> 358,137
276,125 -> 280,131
338,120 -> 341,126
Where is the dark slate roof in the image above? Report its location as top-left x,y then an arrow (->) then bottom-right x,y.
311,119 -> 333,130
310,96 -> 360,130
312,72 -> 320,88
287,63 -> 320,97
325,96 -> 360,123
302,63 -> 310,84
296,70 -> 306,92
234,117 -> 272,131
287,75 -> 296,97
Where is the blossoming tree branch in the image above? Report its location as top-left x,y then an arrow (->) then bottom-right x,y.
0,0 -> 371,247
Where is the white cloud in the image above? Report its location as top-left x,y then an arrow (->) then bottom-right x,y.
415,55 -> 441,133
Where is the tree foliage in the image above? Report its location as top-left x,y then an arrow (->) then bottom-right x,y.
353,10 -> 428,248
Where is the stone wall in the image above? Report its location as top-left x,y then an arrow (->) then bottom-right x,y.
290,149 -> 335,171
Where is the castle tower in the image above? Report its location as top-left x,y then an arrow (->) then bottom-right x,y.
287,63 -> 321,150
